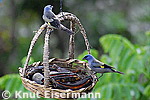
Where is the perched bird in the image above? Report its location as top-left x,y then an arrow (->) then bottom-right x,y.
32,73 -> 44,84
82,54 -> 124,79
42,5 -> 74,35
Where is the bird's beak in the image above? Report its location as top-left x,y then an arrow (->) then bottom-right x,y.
82,57 -> 85,60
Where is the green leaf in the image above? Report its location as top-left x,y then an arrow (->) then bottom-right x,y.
100,35 -> 113,53
109,40 -> 123,65
118,48 -> 131,70
0,74 -> 29,99
122,37 -> 135,52
0,74 -> 20,90
122,53 -> 136,70
122,84 -> 131,99
105,84 -> 112,100
100,54 -> 111,64
21,56 -> 34,67
144,85 -> 150,97
132,84 -> 140,99
100,86 -> 106,99
112,84 -> 122,100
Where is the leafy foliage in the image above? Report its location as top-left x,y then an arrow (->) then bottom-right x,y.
21,56 -> 35,67
0,74 -> 29,100
79,34 -> 150,100
0,58 -> 55,100
0,74 -> 56,100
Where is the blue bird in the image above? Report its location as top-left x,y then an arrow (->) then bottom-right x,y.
82,54 -> 124,79
42,5 -> 74,35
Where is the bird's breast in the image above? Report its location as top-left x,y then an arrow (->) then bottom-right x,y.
43,15 -> 54,22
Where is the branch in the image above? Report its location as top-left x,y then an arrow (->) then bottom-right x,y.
68,21 -> 76,59
57,12 -> 91,54
43,27 -> 52,88
23,23 -> 47,77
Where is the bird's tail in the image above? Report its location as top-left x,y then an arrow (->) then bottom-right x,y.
115,70 -> 124,75
60,24 -> 74,35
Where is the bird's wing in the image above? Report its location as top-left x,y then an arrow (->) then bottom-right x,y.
103,64 -> 116,69
45,10 -> 56,19
91,60 -> 103,68
50,18 -> 60,28
92,60 -> 115,69
92,59 -> 103,66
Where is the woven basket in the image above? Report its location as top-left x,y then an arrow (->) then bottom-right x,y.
19,58 -> 97,98
19,12 -> 98,99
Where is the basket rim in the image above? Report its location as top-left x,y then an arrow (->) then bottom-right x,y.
23,58 -> 89,70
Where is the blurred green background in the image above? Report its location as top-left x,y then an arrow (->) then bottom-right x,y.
0,0 -> 150,100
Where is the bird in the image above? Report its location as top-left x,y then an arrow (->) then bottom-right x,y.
32,73 -> 44,84
42,5 -> 74,35
82,54 -> 124,80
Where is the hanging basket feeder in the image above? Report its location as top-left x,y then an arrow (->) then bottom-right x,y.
19,12 -> 98,99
